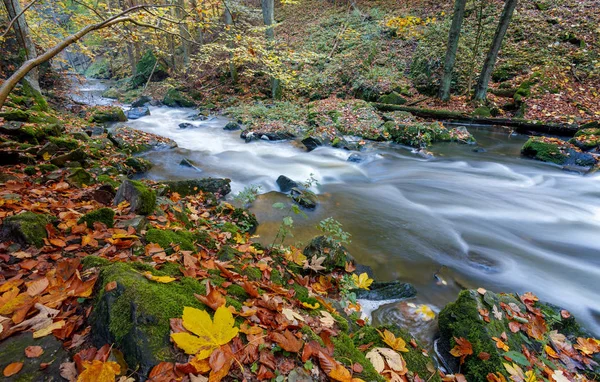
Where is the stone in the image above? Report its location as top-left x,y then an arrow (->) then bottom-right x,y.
89,107 -> 127,123
79,207 -> 115,228
131,95 -> 152,108
276,175 -> 300,193
130,50 -> 168,88
127,106 -> 151,120
0,211 -> 54,248
116,215 -> 147,232
377,92 -> 408,105
178,122 -> 194,129
51,148 -> 87,167
161,178 -> 231,197
163,88 -> 195,108
223,122 -> 241,131
90,126 -> 106,137
302,236 -> 352,272
353,281 -> 416,301
66,168 -> 93,187
189,112 -> 208,121
473,106 -> 492,117
301,136 -> 323,152
109,127 -> 177,153
71,130 -> 90,141
569,128 -> 600,151
114,179 -> 157,215
347,153 -> 364,163
0,109 -> 29,121
125,156 -> 153,174
291,187 -> 318,209
0,150 -> 34,165
521,136 -> 596,167
89,184 -> 117,205
0,332 -> 69,382
179,158 -> 197,168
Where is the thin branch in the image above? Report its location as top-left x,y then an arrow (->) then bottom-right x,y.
1,0 -> 40,38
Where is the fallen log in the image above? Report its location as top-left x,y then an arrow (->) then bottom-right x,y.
372,103 -> 581,136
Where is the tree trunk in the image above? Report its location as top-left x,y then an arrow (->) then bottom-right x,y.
2,0 -> 40,92
176,0 -> 190,69
261,0 -> 281,99
438,0 -> 467,101
224,7 -> 238,83
473,0 -> 517,101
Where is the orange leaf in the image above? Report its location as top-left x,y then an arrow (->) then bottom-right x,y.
26,277 -> 49,297
450,337 -> 473,364
195,281 -> 226,311
270,330 -> 303,353
49,238 -> 67,248
77,360 -> 120,382
3,362 -> 23,377
25,345 -> 44,358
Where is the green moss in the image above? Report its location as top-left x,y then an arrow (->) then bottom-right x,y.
163,88 -> 195,108
384,121 -> 474,147
97,174 -> 120,188
145,228 -> 200,251
226,284 -> 249,300
290,282 -> 320,307
66,168 -> 93,187
0,109 -> 29,122
48,136 -> 79,150
377,92 -> 407,105
85,58 -> 112,79
230,208 -> 258,233
2,212 -> 54,248
79,208 -> 115,228
270,269 -> 284,285
521,137 -> 567,164
128,180 -> 157,215
242,266 -> 262,281
217,245 -> 241,261
89,107 -> 127,123
38,164 -> 58,173
570,128 -> 600,150
82,256 -> 111,269
125,157 -> 153,173
22,79 -> 49,112
353,325 -> 440,382
473,106 -> 492,117
131,50 -> 168,88
24,166 -> 36,175
332,332 -> 386,382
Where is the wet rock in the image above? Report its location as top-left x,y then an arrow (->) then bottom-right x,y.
522,136 -> 596,167
472,147 -> 487,153
50,148 -> 87,167
569,128 -> 600,151
89,106 -> 127,123
116,215 -> 147,232
189,112 -> 208,121
90,262 -> 208,377
0,332 -> 69,382
301,136 -> 323,152
303,236 -> 352,272
384,121 -> 476,147
127,106 -> 151,120
224,122 -> 241,131
109,127 -> 177,153
88,126 -> 106,137
161,178 -> 231,197
114,179 -> 157,215
179,158 -> 196,168
438,290 -> 600,381
0,211 -> 54,247
89,184 -> 116,205
131,95 -> 152,108
347,153 -> 364,163
66,168 -> 93,187
353,281 -> 417,301
243,131 -> 257,143
72,130 -> 90,142
261,135 -> 270,141
0,150 -> 34,165
163,88 -> 195,107
276,175 -> 300,193
178,122 -> 194,129
287,368 -> 314,382
291,187 -> 318,209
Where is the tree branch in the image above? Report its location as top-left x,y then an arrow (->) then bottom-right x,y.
1,0 -> 40,38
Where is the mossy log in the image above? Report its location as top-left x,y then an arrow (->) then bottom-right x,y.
372,103 -> 580,136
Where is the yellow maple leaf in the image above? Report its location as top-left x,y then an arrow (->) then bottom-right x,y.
352,273 -> 373,290
171,306 -> 239,359
377,329 -> 409,352
77,360 -> 120,382
42,152 -> 51,161
143,272 -> 176,284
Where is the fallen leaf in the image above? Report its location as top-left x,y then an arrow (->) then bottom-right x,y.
450,337 -> 473,364
352,273 -> 373,290
26,277 -> 49,297
77,360 -> 121,382
3,362 -> 23,377
270,330 -> 303,352
282,307 -> 305,323
33,320 -> 65,338
378,329 -> 408,352
143,271 -> 176,284
25,345 -> 44,358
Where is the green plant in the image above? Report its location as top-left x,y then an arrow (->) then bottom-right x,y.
233,184 -> 262,207
318,217 -> 351,245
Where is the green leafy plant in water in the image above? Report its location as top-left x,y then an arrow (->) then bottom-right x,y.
233,184 -> 262,207
318,217 -> 351,245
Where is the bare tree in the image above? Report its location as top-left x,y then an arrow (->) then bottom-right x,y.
438,0 -> 467,101
473,0 -> 517,101
261,0 -> 281,99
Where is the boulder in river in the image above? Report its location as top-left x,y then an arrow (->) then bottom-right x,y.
291,187 -> 318,209
161,178 -> 231,197
301,136 -> 323,152
521,136 -> 596,167
569,128 -> 600,151
276,175 -> 300,193
127,106 -> 151,120
131,95 -> 152,108
178,122 -> 194,129
89,106 -> 127,123
437,289 -> 600,381
0,211 -> 54,248
114,179 -> 157,215
109,127 -> 177,153
179,158 -> 197,168
353,281 -> 417,301
303,236 -> 352,272
347,153 -> 364,163
162,88 -> 195,108
224,122 -> 241,131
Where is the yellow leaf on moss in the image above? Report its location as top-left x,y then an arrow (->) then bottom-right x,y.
377,329 -> 408,352
301,302 -> 320,310
77,360 -> 120,382
171,306 -> 239,359
143,272 -> 176,284
352,273 -> 373,290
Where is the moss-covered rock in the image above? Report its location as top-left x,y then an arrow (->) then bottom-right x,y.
384,121 -> 475,147
130,50 -> 168,88
521,136 -> 591,165
163,88 -> 195,108
569,128 -> 600,151
114,179 -> 156,215
473,106 -> 492,117
66,168 -> 93,187
90,262 -> 208,376
85,58 -> 112,79
50,148 -> 87,167
102,87 -> 120,99
48,136 -> 80,150
89,106 -> 127,123
0,211 -> 54,247
125,156 -> 153,174
302,236 -> 352,272
79,207 -> 115,228
438,290 -> 600,381
229,208 -> 258,234
161,178 -> 231,197
377,92 -> 408,105
145,228 -> 203,251
0,109 -> 29,122
108,127 -> 177,154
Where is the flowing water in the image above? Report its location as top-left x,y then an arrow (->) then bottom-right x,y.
113,106 -> 600,338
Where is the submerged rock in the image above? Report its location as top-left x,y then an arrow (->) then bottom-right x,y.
178,122 -> 194,129
131,95 -> 152,108
179,158 -> 197,168
347,153 -> 364,163
113,179 -> 157,215
276,175 -> 300,193
127,106 -> 150,120
0,211 -> 54,247
353,281 -> 417,301
224,122 -> 241,131
291,187 -> 318,209
301,136 -> 323,152
161,178 -> 231,197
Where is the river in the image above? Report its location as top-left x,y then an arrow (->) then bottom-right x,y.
80,79 -> 600,337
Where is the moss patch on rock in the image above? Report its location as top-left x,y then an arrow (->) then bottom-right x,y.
384,121 -> 475,147
0,211 -> 54,247
145,228 -> 201,251
89,107 -> 127,123
79,207 -> 115,228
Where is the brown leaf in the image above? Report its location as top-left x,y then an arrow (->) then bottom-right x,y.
26,277 -> 49,297
195,281 -> 225,311
450,337 -> 473,364
270,330 -> 303,353
105,281 -> 117,292
478,352 -> 490,361
59,362 -> 78,382
25,345 -> 44,358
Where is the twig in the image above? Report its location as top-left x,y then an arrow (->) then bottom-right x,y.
142,54 -> 160,94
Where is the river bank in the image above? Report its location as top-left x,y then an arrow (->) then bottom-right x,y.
0,81 -> 600,381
